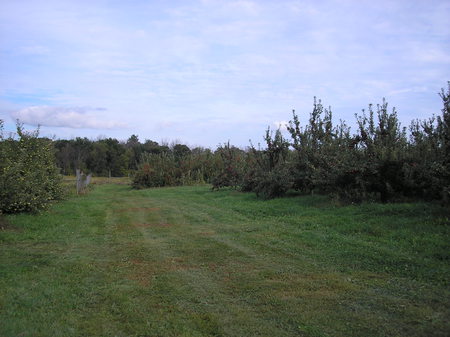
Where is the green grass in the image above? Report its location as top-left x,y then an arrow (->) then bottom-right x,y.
1,184 -> 449,337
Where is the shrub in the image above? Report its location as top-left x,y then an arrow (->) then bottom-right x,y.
211,142 -> 246,190
405,82 -> 450,202
0,121 -> 63,213
132,143 -> 218,189
132,152 -> 177,188
243,128 -> 292,199
287,99 -> 340,194
251,166 -> 292,199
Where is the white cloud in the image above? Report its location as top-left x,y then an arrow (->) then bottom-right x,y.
388,86 -> 428,96
273,121 -> 289,131
11,106 -> 125,129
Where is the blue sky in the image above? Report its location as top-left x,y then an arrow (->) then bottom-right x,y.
1,0 -> 449,148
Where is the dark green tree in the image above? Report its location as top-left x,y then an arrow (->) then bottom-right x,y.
211,142 -> 246,190
243,128 -> 291,198
0,121 -> 63,213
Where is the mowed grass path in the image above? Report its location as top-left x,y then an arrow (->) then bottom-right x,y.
1,184 -> 449,337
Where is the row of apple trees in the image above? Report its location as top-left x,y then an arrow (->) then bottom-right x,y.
211,82 -> 450,202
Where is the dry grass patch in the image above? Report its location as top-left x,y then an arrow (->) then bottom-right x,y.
270,273 -> 357,300
133,222 -> 174,227
114,207 -> 160,213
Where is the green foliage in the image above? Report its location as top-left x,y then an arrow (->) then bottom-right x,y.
287,99 -> 339,193
211,142 -> 246,190
350,100 -> 408,201
54,137 -> 128,177
132,152 -> 177,188
210,83 -> 449,202
243,128 -> 292,198
439,82 -> 450,202
404,82 -> 450,202
280,83 -> 450,203
132,145 -> 213,189
0,121 -> 63,213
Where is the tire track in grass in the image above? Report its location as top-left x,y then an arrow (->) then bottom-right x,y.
124,188 -> 410,337
106,190 -> 294,335
113,190 -> 340,336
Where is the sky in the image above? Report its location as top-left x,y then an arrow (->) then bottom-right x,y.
1,0 -> 449,148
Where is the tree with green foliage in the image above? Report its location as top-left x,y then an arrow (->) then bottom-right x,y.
132,152 -> 177,188
0,121 -> 63,213
287,99 -> 342,194
211,142 -> 246,190
125,134 -> 142,171
242,128 -> 291,199
132,144 -> 213,189
439,82 -> 450,202
405,82 -> 450,202
348,99 -> 409,202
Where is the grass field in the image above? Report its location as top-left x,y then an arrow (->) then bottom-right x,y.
1,183 -> 449,337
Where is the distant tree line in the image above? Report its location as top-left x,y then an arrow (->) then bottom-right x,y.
52,136 -> 217,182
1,82 -> 448,214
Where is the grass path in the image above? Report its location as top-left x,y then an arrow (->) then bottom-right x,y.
1,184 -> 449,336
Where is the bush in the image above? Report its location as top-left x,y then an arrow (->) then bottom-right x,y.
404,82 -> 450,202
132,144 -> 219,189
251,166 -> 292,199
287,99 -> 339,194
242,128 -> 292,199
211,142 -> 246,190
132,152 -> 177,188
0,121 -> 63,213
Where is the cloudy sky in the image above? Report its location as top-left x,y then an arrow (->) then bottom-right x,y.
1,0 -> 449,147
